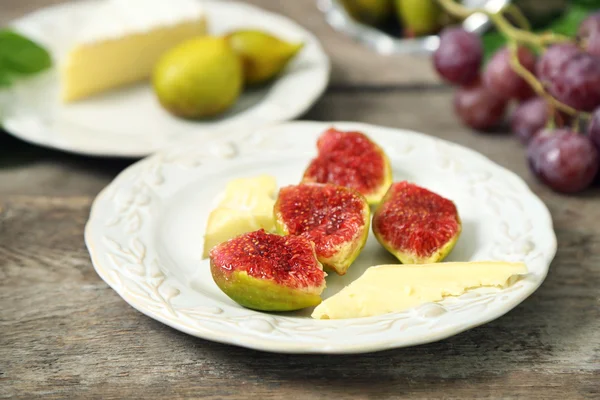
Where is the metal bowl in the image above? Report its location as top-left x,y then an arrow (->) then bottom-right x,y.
318,0 -> 512,55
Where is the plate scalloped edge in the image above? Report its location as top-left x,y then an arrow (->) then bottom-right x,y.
85,120 -> 557,354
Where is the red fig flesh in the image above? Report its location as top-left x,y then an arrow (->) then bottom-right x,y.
209,229 -> 326,311
373,181 -> 461,264
302,128 -> 392,204
274,183 -> 370,275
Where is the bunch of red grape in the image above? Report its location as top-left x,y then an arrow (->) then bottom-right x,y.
432,12 -> 600,194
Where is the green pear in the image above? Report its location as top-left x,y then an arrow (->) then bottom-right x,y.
338,0 -> 394,26
395,0 -> 443,37
225,30 -> 304,85
152,37 -> 242,119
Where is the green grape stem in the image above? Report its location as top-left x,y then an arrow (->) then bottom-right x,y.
437,0 -> 588,119
437,0 -> 570,46
503,5 -> 531,31
506,42 -> 582,117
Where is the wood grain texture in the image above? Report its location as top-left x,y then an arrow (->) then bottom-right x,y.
0,0 -> 599,399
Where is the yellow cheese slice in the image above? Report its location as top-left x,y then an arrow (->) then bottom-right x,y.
61,0 -> 207,102
202,175 -> 278,258
312,261 -> 528,319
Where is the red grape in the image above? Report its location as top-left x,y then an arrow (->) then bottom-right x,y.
527,129 -> 599,193
585,32 -> 600,57
579,12 -> 600,57
578,12 -> 600,37
454,80 -> 508,130
548,51 -> 600,111
510,97 -> 549,144
433,28 -> 482,86
588,107 -> 600,151
536,44 -> 580,83
483,46 -> 536,100
527,129 -> 555,177
538,44 -> 600,112
510,97 -> 571,144
579,12 -> 600,35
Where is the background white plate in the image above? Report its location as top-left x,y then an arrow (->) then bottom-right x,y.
2,0 -> 330,157
85,121 -> 557,354
318,0 -> 510,54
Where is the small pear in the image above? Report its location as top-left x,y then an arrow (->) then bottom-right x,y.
338,0 -> 393,26
152,36 -> 242,119
395,0 -> 443,37
225,30 -> 304,85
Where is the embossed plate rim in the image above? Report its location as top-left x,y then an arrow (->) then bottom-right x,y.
85,121 -> 557,354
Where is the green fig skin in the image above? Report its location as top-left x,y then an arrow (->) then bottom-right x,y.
364,148 -> 393,205
301,128 -> 393,206
209,230 -> 326,312
225,30 -> 304,85
273,184 -> 371,276
210,267 -> 324,311
374,223 -> 461,264
274,208 -> 370,276
372,182 -> 462,264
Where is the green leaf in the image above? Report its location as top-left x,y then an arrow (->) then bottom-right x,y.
571,0 -> 600,8
0,70 -> 12,88
0,30 -> 52,75
482,31 -> 507,61
0,58 -> 13,87
545,5 -> 592,37
482,4 -> 598,60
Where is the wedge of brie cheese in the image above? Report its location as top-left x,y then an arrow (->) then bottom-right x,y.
61,0 -> 207,102
202,175 -> 278,258
312,261 -> 528,319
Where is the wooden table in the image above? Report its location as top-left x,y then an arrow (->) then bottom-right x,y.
1,1 -> 599,398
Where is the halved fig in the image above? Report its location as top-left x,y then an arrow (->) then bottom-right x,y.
302,128 -> 393,205
373,181 -> 461,264
210,229 -> 326,311
273,183 -> 370,275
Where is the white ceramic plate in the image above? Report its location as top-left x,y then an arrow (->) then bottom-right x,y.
2,0 -> 330,157
85,121 -> 557,354
318,0 -> 510,54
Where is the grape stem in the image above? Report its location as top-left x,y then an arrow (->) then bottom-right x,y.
503,5 -> 531,31
506,42 -> 581,117
437,0 -> 570,46
437,0 -> 588,119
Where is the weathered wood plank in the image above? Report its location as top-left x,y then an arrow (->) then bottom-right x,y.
0,133 -> 131,196
0,193 -> 598,399
0,0 -> 599,399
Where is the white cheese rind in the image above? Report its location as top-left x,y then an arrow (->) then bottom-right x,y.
78,0 -> 206,44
